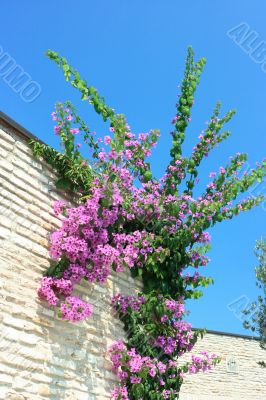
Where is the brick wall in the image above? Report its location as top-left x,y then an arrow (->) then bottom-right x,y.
0,117 -> 265,400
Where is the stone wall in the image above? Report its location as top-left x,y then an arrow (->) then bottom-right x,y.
0,114 -> 265,400
179,331 -> 266,400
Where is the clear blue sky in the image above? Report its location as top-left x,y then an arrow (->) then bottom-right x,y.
1,0 -> 265,335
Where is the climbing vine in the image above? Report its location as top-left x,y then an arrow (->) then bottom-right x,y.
31,47 -> 266,399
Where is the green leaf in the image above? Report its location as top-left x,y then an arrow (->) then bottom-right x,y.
55,177 -> 72,189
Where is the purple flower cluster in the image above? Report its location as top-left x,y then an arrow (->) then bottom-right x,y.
60,296 -> 93,322
188,352 -> 218,374
38,277 -> 93,323
109,341 -> 219,399
53,200 -> 67,217
97,125 -> 160,174
112,293 -> 146,315
39,180 -> 155,322
49,183 -> 150,284
154,317 -> 194,356
165,299 -> 185,318
38,277 -> 73,306
111,385 -> 129,400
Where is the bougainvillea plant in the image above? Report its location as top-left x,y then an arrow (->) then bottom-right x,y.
31,47 -> 266,399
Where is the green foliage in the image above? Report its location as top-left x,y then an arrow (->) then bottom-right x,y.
30,140 -> 94,193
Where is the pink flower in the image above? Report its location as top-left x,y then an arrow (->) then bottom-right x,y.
108,150 -> 118,160
70,128 -> 79,135
53,200 -> 66,216
104,135 -> 112,145
130,376 -> 141,384
54,125 -> 62,135
51,112 -> 57,121
98,151 -> 106,161
125,149 -> 133,160
161,315 -> 168,323
60,296 -> 93,322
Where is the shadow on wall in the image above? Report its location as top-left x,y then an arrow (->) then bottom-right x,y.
35,281 -> 119,400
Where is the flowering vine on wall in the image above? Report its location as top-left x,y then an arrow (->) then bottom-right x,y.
31,47 -> 266,399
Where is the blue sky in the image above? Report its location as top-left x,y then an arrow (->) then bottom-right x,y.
0,0 -> 265,335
